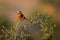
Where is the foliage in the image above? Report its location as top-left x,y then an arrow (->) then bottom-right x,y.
0,13 -> 56,40
29,13 -> 56,40
0,14 -> 12,35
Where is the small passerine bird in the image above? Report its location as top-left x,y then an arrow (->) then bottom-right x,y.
16,10 -> 27,20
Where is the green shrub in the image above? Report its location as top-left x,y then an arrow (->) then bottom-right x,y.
0,13 -> 56,40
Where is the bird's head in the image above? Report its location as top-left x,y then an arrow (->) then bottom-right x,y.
17,9 -> 22,14
17,11 -> 22,14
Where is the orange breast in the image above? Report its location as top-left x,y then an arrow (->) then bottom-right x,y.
16,13 -> 22,20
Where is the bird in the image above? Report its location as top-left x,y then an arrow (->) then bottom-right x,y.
16,10 -> 27,20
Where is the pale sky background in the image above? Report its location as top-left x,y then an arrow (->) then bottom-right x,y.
0,0 -> 39,21
0,0 -> 60,23
5,0 -> 39,20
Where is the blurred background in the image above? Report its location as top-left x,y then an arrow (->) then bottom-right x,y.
0,0 -> 60,40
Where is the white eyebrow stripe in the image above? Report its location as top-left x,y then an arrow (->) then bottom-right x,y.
17,11 -> 20,13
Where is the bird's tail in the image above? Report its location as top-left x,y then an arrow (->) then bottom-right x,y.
23,16 -> 28,20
